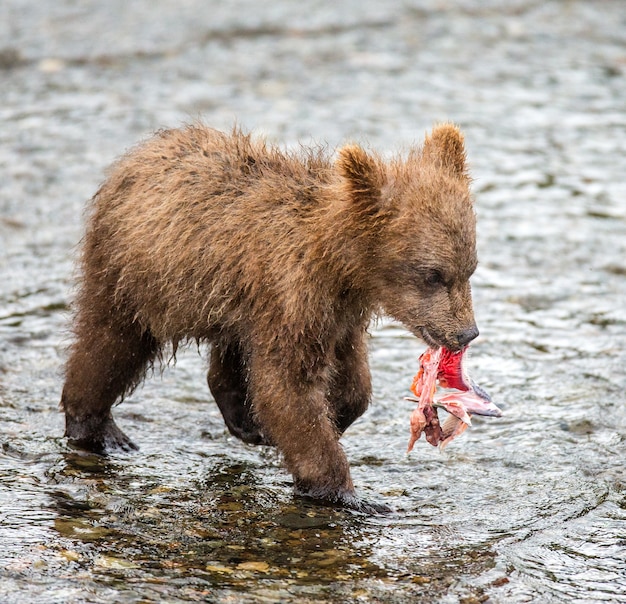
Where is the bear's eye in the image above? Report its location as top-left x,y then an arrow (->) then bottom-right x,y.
424,269 -> 446,288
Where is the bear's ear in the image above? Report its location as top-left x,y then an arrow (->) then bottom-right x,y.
336,144 -> 384,212
422,123 -> 468,178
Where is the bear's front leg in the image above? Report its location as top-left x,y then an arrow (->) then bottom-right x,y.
207,340 -> 271,445
248,350 -> 390,514
330,325 -> 372,435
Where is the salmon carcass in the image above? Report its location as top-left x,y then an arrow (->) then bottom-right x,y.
406,346 -> 502,452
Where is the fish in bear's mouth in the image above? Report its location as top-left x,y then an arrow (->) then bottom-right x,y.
405,345 -> 502,451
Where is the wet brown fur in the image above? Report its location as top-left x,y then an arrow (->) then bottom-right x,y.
61,123 -> 478,511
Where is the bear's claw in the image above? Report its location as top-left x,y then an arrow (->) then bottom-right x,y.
65,413 -> 138,454
294,485 -> 392,515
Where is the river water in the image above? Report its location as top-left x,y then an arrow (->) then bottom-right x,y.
1,1 -> 625,602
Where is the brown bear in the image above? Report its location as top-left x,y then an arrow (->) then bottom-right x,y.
61,123 -> 479,513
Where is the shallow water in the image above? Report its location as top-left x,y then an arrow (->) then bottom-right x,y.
1,1 -> 625,602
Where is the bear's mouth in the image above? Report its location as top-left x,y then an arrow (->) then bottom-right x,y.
419,327 -> 465,352
419,327 -> 442,349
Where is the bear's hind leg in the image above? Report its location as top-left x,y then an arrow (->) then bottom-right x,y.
61,311 -> 158,454
207,341 -> 270,445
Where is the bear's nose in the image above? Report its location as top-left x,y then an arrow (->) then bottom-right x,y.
457,325 -> 479,347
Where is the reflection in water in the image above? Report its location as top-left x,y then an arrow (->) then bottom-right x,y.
44,457 -> 402,601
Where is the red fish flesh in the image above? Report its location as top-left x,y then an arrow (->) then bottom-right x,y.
406,346 -> 502,452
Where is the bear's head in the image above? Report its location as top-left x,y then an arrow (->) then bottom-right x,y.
337,124 -> 479,351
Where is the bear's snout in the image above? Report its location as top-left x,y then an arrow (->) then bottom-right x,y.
456,324 -> 479,348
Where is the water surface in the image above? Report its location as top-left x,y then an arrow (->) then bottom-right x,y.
1,1 -> 625,602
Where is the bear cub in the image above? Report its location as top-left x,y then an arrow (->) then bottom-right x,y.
61,123 -> 479,513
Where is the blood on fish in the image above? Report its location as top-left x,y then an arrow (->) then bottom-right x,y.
406,346 -> 502,452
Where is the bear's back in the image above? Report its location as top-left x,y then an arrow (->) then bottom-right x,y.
81,126 -> 342,342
